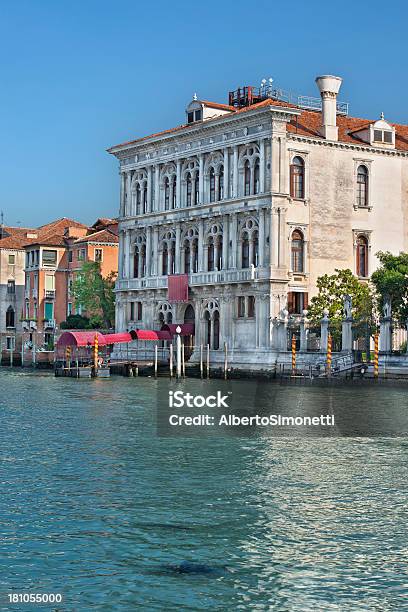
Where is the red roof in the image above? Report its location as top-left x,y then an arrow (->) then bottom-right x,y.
57,331 -> 107,347
104,332 -> 132,344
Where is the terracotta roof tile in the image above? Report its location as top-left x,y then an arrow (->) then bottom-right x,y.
75,229 -> 119,244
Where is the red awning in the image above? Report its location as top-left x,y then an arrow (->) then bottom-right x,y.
161,323 -> 195,337
129,329 -> 172,341
103,332 -> 132,344
168,274 -> 189,303
57,331 -> 107,348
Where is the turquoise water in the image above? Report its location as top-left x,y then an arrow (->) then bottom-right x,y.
0,370 -> 407,611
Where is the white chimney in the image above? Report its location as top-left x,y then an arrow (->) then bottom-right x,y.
315,75 -> 342,141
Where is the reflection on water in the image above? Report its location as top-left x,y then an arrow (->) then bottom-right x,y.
0,371 -> 407,610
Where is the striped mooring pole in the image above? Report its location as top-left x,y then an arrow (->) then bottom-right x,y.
326,333 -> 332,376
374,332 -> 379,378
291,334 -> 296,373
66,346 -> 71,369
94,333 -> 99,372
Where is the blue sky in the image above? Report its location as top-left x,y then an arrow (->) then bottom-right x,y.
0,0 -> 406,227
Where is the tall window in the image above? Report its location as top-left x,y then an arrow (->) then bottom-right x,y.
207,238 -> 215,271
252,231 -> 259,266
254,160 -> 260,194
194,173 -> 199,205
357,235 -> 368,277
213,311 -> 220,350
290,156 -> 305,199
162,244 -> 168,276
184,242 -> 190,273
209,168 -> 215,203
143,185 -> 148,213
244,161 -> 251,196
291,230 -> 304,273
6,306 -> 15,328
242,232 -> 249,268
216,236 -> 223,270
133,250 -> 139,278
140,245 -> 146,277
136,185 -> 141,214
186,173 -> 192,207
172,176 -> 177,209
7,280 -> 15,294
192,238 -> 198,272
219,166 -> 224,200
248,295 -> 255,318
164,178 -> 170,210
237,296 -> 245,317
357,165 -> 368,207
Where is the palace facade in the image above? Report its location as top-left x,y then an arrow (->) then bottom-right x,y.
108,75 -> 408,367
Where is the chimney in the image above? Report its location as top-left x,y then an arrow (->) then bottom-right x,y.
315,75 -> 342,141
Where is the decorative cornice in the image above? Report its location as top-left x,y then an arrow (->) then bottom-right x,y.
288,133 -> 408,158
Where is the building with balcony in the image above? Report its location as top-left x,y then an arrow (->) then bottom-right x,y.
108,75 -> 408,367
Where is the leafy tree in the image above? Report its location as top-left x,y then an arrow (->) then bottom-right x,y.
307,268 -> 374,326
72,261 -> 117,328
60,314 -> 91,329
371,251 -> 408,325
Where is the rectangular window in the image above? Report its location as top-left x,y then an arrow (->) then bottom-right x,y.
45,275 -> 55,291
6,337 -> 15,351
44,302 -> 54,320
68,250 -> 73,263
42,249 -> 57,266
187,111 -> 194,124
7,280 -> 15,294
373,129 -> 382,142
78,248 -> 86,260
248,296 -> 255,318
383,131 -> 393,143
130,302 -> 135,321
137,302 -> 143,321
287,292 -> 309,315
238,296 -> 245,317
8,254 -> 15,265
25,300 -> 30,318
67,302 -> 72,316
194,109 -> 202,121
94,248 -> 103,262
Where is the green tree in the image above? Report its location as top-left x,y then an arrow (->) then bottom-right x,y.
371,251 -> 408,325
72,261 -> 116,328
307,269 -> 374,348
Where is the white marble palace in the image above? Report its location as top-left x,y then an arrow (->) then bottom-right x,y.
108,75 -> 408,367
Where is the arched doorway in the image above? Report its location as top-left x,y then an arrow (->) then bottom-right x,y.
184,304 -> 195,359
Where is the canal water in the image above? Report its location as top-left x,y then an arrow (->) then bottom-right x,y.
0,370 -> 407,611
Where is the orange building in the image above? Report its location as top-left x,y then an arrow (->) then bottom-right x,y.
23,217 -> 118,353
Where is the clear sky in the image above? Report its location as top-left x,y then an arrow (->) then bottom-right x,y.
0,0 -> 407,228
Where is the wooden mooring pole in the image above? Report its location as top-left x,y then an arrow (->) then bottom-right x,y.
224,342 -> 228,379
200,344 -> 203,378
154,345 -> 158,377
326,333 -> 332,377
374,332 -> 379,378
206,343 -> 210,379
182,342 -> 186,378
291,334 -> 296,374
169,343 -> 173,378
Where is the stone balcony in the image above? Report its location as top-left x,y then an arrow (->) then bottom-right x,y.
116,266 -> 269,291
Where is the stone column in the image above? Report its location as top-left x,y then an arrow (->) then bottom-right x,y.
320,309 -> 329,353
147,166 -> 153,213
154,164 -> 160,212
175,224 -> 181,273
126,173 -> 132,216
223,147 -> 229,199
259,138 -> 265,193
199,154 -> 204,204
341,295 -> 353,352
233,145 -> 239,197
258,208 -> 265,267
118,230 -> 125,278
120,172 -> 126,217
152,227 -> 159,275
176,160 -> 182,208
198,218 -> 205,272
222,215 -> 228,270
230,213 -> 237,268
300,310 -> 308,352
146,226 -> 152,277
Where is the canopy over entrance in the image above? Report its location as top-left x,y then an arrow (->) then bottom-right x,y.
130,329 -> 172,341
104,332 -> 132,344
57,331 -> 107,348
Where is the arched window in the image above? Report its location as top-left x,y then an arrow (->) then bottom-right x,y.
290,156 -> 305,199
357,235 -> 368,277
291,230 -> 304,272
357,165 -> 368,207
209,168 -> 215,203
143,184 -> 148,213
136,185 -> 141,214
252,230 -> 259,266
164,178 -> 170,210
192,238 -> 198,272
184,241 -> 190,273
213,311 -> 220,350
194,173 -> 199,205
170,242 -> 176,274
133,249 -> 139,278
242,232 -> 249,268
244,160 -> 251,196
6,306 -> 15,328
207,237 -> 215,271
204,311 -> 211,347
172,176 -> 177,209
186,173 -> 192,207
140,245 -> 146,277
216,235 -> 223,270
254,159 -> 260,194
219,166 -> 224,200
162,244 -> 168,276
